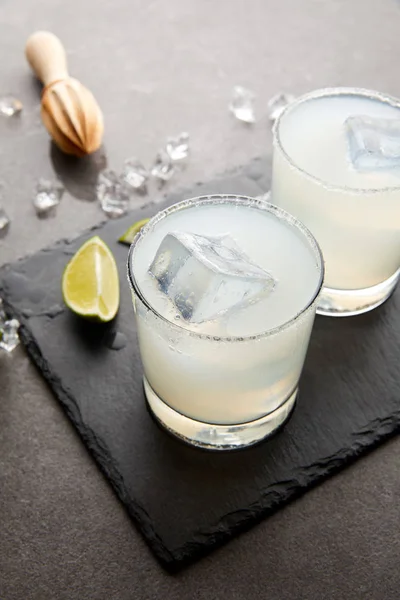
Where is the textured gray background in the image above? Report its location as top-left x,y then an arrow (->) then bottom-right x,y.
1,0 -> 400,598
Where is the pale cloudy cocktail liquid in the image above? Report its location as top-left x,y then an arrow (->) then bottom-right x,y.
273,88 -> 400,316
128,195 -> 323,450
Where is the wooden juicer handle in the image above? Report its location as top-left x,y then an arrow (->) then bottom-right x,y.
25,31 -> 104,157
26,31 -> 69,88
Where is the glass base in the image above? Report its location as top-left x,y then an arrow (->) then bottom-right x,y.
143,377 -> 297,450
317,269 -> 400,317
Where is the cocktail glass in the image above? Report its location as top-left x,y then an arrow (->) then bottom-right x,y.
272,87 -> 400,316
128,195 -> 324,450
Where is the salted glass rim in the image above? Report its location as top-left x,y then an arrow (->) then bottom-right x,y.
127,195 -> 324,342
273,86 -> 400,194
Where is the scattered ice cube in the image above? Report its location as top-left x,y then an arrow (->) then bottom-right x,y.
0,207 -> 10,237
0,318 -> 20,353
33,178 -> 64,217
97,169 -> 131,217
268,92 -> 295,122
345,115 -> 400,170
149,232 -> 275,323
151,150 -> 175,183
166,132 -> 190,162
0,298 -> 7,324
122,158 -> 149,193
229,86 -> 256,123
0,95 -> 23,117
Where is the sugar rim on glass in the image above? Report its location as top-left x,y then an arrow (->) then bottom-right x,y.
273,86 -> 400,194
127,195 -> 324,342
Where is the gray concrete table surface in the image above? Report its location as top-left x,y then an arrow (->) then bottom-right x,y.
1,0 -> 400,598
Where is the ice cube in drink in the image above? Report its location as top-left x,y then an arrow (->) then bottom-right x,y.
148,231 -> 275,323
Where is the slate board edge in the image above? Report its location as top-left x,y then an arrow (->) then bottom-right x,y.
11,315 -> 177,569
3,297 -> 400,572
0,157 -> 269,570
2,156 -> 399,571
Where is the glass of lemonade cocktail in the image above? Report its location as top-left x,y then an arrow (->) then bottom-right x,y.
272,88 -> 400,317
128,195 -> 323,450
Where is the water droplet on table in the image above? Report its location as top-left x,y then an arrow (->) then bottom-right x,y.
47,304 -> 64,318
106,331 -> 127,350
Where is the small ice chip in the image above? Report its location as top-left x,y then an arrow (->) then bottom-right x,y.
229,86 -> 256,124
97,169 -> 131,217
166,132 -> 190,162
122,158 -> 149,192
268,92 -> 295,123
33,178 -> 64,217
151,150 -> 175,183
255,191 -> 271,202
345,115 -> 400,171
0,95 -> 23,117
0,318 -> 20,353
0,298 -> 7,324
0,207 -> 10,237
149,232 -> 275,323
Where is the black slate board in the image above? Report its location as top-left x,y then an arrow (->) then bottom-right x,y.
1,157 -> 399,571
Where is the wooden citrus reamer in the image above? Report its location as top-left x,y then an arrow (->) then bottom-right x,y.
25,31 -> 104,157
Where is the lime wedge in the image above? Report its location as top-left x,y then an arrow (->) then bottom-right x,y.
118,218 -> 150,246
62,236 -> 119,322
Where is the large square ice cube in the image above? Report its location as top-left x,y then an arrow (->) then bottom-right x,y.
345,115 -> 400,171
149,232 -> 275,323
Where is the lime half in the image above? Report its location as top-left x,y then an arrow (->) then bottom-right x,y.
118,218 -> 150,246
62,236 -> 120,322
